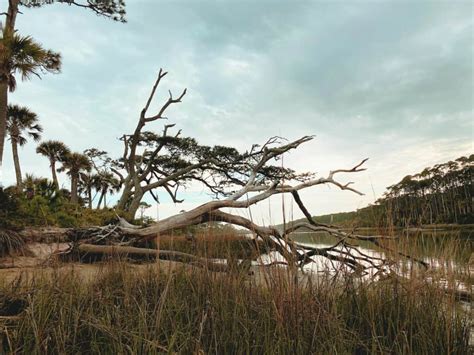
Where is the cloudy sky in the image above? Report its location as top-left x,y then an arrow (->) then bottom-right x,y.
2,0 -> 472,224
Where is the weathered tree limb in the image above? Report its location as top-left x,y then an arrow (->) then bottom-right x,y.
116,216 -> 141,229
113,158 -> 370,240
291,190 -> 337,229
115,69 -> 189,215
76,244 -> 230,272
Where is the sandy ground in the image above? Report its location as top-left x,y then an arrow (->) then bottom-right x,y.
0,257 -> 211,286
0,242 -> 201,285
0,242 -> 311,290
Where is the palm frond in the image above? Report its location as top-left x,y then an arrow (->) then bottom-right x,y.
1,30 -> 62,92
6,105 -> 42,145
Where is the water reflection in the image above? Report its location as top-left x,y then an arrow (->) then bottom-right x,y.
291,229 -> 473,264
256,228 -> 473,294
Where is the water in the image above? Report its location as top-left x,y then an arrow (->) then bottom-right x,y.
284,228 -> 474,345
256,228 -> 473,296
292,228 -> 473,265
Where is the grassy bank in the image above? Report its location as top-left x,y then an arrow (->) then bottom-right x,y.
0,262 -> 470,354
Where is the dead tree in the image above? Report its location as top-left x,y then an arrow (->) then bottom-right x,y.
58,145 -> 425,276
109,69 -> 305,218
12,69 -> 428,276
66,135 -> 423,275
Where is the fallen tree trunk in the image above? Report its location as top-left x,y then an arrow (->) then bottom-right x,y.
76,244 -> 233,273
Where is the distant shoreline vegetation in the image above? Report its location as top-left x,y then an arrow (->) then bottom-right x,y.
287,155 -> 473,229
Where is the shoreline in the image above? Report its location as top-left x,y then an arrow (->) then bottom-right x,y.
295,224 -> 474,233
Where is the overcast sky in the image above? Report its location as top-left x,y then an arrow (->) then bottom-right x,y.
2,0 -> 472,223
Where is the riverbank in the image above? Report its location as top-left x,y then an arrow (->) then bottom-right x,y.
298,224 -> 474,233
403,224 -> 474,232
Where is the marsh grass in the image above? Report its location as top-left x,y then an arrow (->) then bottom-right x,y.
0,224 -> 471,354
0,258 -> 470,354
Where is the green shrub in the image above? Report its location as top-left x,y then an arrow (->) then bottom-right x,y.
54,211 -> 78,228
0,189 -> 23,229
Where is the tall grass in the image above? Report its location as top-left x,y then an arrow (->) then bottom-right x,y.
0,260 -> 470,354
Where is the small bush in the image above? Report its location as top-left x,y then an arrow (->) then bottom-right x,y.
54,211 -> 78,228
0,189 -> 24,229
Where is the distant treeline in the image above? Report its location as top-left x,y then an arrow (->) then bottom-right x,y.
292,155 -> 473,228
379,155 -> 473,225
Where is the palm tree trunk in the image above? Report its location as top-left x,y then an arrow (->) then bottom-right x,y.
11,137 -> 22,188
88,186 -> 92,209
0,0 -> 20,174
71,175 -> 78,203
5,0 -> 20,31
97,189 -> 105,209
0,81 -> 8,176
50,159 -> 59,188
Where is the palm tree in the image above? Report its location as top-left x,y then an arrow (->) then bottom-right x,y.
36,140 -> 71,189
6,104 -> 42,188
0,30 -> 61,170
22,173 -> 57,201
78,173 -> 101,209
23,173 -> 41,199
58,153 -> 92,204
96,172 -> 121,208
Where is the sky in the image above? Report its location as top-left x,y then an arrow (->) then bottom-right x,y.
2,0 -> 472,224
